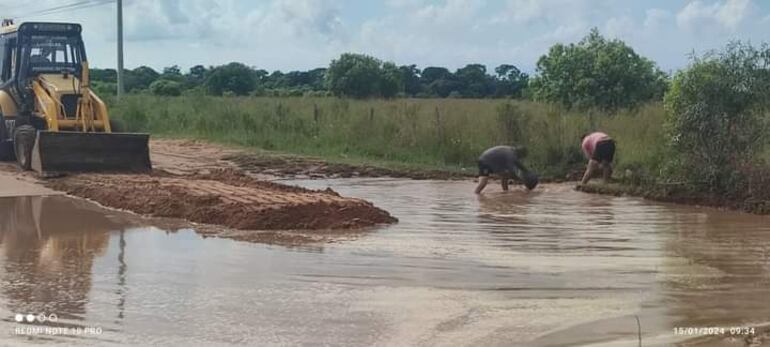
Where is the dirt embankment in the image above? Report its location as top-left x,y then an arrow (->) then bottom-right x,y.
578,182 -> 770,215
44,169 -> 397,232
0,139 -> 400,243
224,153 -> 472,180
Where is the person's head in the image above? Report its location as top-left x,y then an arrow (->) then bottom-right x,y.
513,145 -> 528,159
522,171 -> 539,190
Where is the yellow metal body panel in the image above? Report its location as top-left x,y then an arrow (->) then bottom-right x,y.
31,79 -> 61,131
0,90 -> 17,116
31,69 -> 111,133
38,74 -> 78,94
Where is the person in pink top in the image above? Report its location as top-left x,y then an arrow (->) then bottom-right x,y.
578,131 -> 615,186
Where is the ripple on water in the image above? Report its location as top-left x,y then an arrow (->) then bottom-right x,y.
1,180 -> 769,346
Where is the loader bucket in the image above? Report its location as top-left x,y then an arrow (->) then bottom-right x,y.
31,131 -> 152,175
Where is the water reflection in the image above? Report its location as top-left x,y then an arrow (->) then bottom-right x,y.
115,230 -> 127,322
660,212 -> 770,330
0,179 -> 767,346
0,196 -> 119,321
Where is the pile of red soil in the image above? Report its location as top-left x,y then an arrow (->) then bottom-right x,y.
44,169 -> 397,231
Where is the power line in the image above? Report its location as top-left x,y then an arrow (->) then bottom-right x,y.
13,1 -> 96,18
13,0 -> 117,20
18,0 -> 116,19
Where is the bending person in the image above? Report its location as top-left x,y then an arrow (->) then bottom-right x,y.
579,131 -> 616,186
475,145 -> 538,194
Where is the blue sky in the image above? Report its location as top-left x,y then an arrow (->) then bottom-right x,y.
1,0 -> 768,74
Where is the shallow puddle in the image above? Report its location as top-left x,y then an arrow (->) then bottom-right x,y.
1,179 -> 769,346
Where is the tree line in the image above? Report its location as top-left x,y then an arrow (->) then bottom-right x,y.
90,28 -> 676,111
90,58 -> 529,101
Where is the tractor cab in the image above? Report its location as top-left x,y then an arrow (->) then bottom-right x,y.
22,23 -> 85,76
1,22 -> 85,96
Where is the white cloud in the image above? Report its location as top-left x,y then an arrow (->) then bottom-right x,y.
414,0 -> 483,27
497,0 -> 548,24
533,22 -> 589,47
604,16 -> 635,39
385,0 -> 427,9
0,0 -> 767,74
271,0 -> 344,38
643,8 -> 672,30
353,0 -> 491,68
495,0 -> 613,25
676,0 -> 752,31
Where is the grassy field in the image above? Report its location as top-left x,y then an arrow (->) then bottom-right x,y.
110,95 -> 666,179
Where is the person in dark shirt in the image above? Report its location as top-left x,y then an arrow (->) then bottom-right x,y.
475,145 -> 538,194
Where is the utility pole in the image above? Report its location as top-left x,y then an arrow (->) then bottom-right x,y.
116,0 -> 124,99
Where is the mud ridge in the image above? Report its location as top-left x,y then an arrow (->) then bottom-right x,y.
224,153 -> 473,180
578,182 -> 770,215
44,169 -> 398,232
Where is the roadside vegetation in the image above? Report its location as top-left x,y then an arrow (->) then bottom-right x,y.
102,29 -> 770,212
111,96 -> 664,179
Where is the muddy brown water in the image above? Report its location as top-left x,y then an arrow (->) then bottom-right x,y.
1,179 -> 769,346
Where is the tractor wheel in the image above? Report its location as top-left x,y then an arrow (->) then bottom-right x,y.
0,113 -> 12,161
13,125 -> 36,171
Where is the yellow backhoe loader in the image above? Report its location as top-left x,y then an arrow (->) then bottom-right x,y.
0,20 -> 150,175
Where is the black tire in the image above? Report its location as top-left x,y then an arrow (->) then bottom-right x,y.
0,112 -> 5,139
13,125 -> 36,171
0,112 -> 12,161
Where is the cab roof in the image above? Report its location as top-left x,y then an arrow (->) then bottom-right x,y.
1,21 -> 82,35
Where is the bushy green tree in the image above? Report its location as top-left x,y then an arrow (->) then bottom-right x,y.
149,79 -> 182,96
399,65 -> 421,96
531,28 -> 668,110
664,41 -> 770,196
91,81 -> 117,96
205,62 -> 257,96
494,64 -> 529,98
455,64 -> 493,98
306,68 -> 327,90
160,65 -> 185,83
125,66 -> 160,92
185,65 -> 209,89
326,53 -> 403,98
420,67 -> 457,97
380,62 -> 402,98
90,68 -> 117,83
326,53 -> 384,98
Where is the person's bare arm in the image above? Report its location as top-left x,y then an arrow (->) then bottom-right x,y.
580,159 -> 599,186
475,176 -> 489,194
512,161 -> 530,182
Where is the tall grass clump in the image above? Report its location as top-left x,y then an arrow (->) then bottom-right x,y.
110,95 -> 665,178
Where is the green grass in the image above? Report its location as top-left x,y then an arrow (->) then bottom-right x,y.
109,95 -> 666,179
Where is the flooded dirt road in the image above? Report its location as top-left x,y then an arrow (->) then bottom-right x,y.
1,179 -> 769,346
